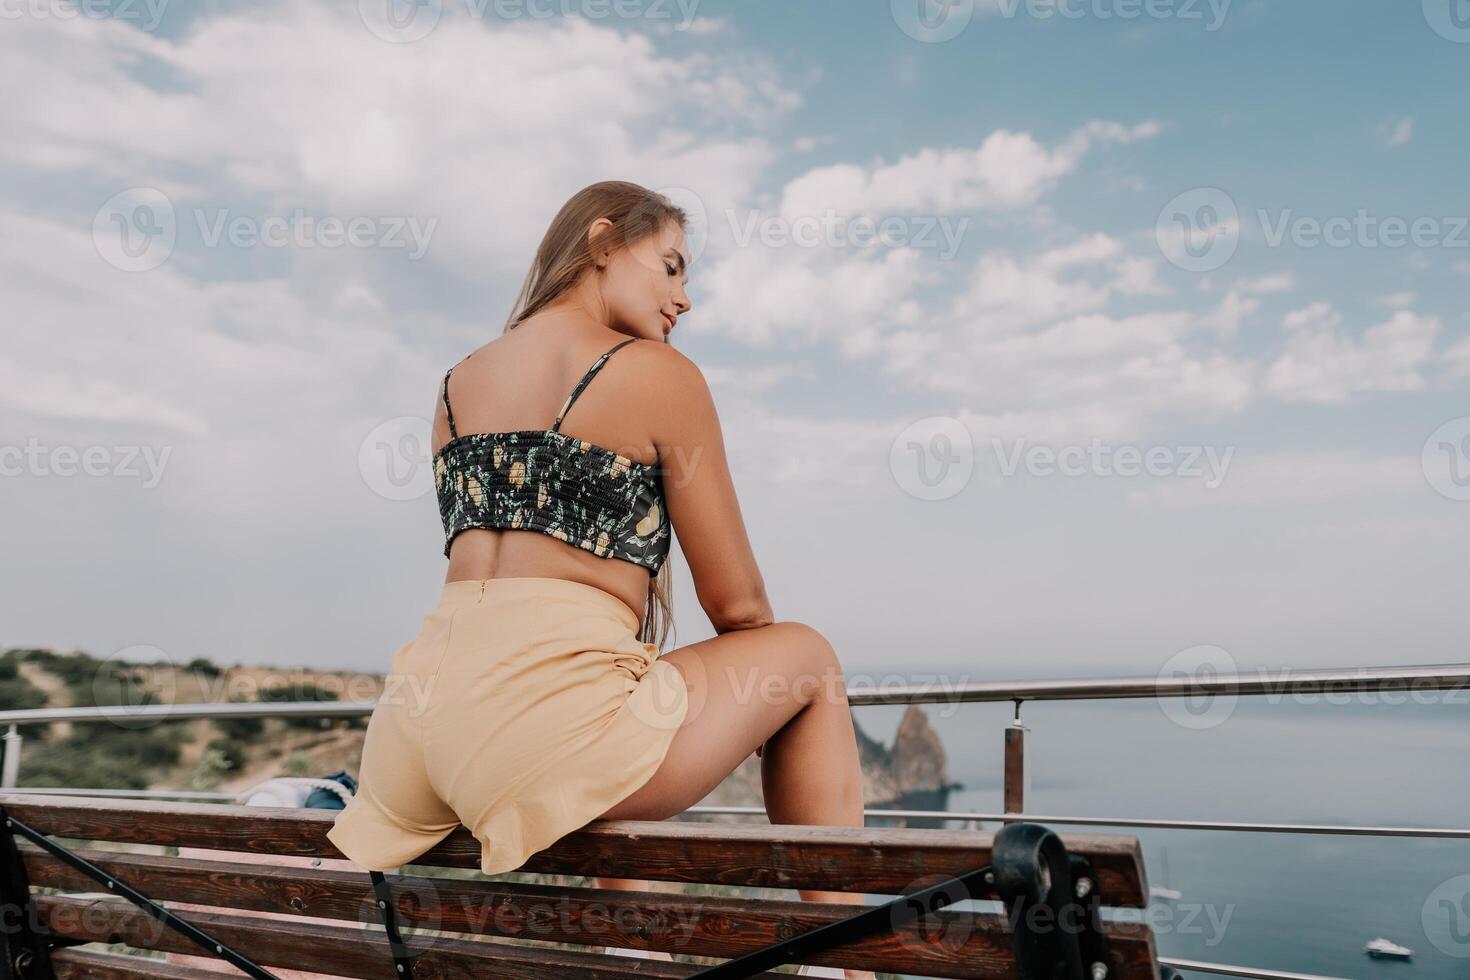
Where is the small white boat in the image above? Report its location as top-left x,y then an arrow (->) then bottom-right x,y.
1364,937 -> 1413,960
1149,885 -> 1184,900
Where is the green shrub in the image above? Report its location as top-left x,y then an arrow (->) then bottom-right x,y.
259,683 -> 339,730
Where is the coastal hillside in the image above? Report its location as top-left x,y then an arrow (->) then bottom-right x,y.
0,647 -> 956,812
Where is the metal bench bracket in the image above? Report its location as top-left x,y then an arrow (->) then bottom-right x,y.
687,822 -> 1116,980
0,804 -> 280,980
369,869 -> 418,978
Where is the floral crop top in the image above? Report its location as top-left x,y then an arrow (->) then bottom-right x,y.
433,337 -> 671,573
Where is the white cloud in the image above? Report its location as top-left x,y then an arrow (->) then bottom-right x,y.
1264,305 -> 1441,403
1380,117 -> 1414,147
777,119 -> 1161,219
1235,273 -> 1296,295
0,5 -> 791,285
686,241 -> 939,350
1441,337 -> 1470,380
1131,450 -> 1424,508
1197,273 -> 1294,338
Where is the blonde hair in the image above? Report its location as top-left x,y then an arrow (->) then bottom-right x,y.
502,180 -> 687,652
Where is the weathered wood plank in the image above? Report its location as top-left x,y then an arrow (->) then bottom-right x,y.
50,947 -> 241,979
22,848 -> 1158,979
36,894 -> 792,979
0,793 -> 1148,906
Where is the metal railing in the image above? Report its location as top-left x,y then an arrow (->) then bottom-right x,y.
3,660 -> 1467,980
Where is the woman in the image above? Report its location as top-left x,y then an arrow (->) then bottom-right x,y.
327,181 -> 873,979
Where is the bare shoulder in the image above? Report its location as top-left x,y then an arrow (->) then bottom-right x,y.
617,339 -> 709,400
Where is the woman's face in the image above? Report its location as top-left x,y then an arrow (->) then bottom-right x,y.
596,219 -> 691,344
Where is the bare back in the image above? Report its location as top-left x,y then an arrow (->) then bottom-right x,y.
432,315 -> 769,635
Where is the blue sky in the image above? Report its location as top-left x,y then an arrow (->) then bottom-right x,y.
2,0 -> 1466,684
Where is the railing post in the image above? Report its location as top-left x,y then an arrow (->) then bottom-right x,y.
1,726 -> 21,790
1003,699 -> 1027,823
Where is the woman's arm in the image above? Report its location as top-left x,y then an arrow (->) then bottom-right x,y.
649,350 -> 773,633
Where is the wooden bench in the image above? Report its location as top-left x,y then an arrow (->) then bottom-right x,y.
0,792 -> 1176,979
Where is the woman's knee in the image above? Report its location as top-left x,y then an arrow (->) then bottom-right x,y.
784,619 -> 839,654
770,621 -> 846,700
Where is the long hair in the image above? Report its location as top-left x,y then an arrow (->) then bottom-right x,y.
501,180 -> 686,653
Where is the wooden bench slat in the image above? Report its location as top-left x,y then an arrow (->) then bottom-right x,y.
50,947 -> 242,980
21,846 -> 1158,980
36,894 -> 801,979
0,793 -> 1148,906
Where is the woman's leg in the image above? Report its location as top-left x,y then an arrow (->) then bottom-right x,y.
593,622 -> 874,979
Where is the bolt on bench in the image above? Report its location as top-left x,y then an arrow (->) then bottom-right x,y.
0,793 -> 1176,979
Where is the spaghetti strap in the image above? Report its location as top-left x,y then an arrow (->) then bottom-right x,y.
551,337 -> 639,432
441,366 -> 459,440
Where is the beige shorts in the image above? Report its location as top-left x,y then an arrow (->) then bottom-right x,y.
327,576 -> 689,876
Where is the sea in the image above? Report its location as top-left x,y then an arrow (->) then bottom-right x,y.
852,691 -> 1468,980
